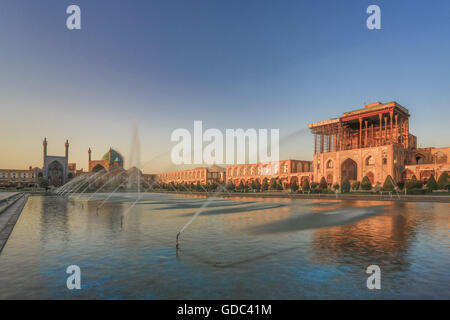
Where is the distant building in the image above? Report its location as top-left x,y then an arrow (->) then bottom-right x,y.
0,166 -> 40,187
88,147 -> 124,172
42,138 -> 70,186
226,160 -> 313,188
155,165 -> 225,186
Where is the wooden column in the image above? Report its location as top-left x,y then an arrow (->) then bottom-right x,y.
378,114 -> 382,146
359,117 -> 362,148
394,114 -> 398,143
320,128 -> 324,153
314,134 -> 317,154
405,119 -> 409,148
333,133 -> 337,152
389,111 -> 393,142
371,124 -> 374,147
364,120 -> 368,148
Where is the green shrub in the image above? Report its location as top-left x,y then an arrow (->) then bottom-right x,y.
426,174 -> 438,191
333,183 -> 340,191
237,181 -> 244,192
406,188 -> 426,195
225,181 -> 235,192
341,178 -> 350,193
319,177 -> 328,189
437,172 -> 449,189
277,182 -> 283,190
38,177 -> 49,189
262,178 -> 269,191
269,178 -> 277,191
310,182 -> 318,190
291,180 -> 299,192
361,176 -> 372,190
255,179 -> 261,191
406,176 -> 423,190
302,179 -> 310,192
382,175 -> 395,191
351,181 -> 360,191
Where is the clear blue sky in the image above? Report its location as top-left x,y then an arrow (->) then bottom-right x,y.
1,0 -> 449,172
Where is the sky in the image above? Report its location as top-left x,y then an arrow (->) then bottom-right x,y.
1,0 -> 449,173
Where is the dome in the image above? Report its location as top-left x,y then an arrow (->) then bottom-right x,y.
102,149 -> 124,164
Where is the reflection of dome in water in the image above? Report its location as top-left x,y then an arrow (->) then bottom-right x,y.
102,149 -> 124,164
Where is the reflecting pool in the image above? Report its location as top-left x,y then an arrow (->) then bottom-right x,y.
0,193 -> 448,299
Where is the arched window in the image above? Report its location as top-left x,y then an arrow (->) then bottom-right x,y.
326,160 -> 333,168
365,156 -> 375,166
415,154 -> 424,164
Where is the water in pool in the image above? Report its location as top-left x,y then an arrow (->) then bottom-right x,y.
0,193 -> 448,299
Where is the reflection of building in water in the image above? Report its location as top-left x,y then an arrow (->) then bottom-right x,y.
311,203 -> 419,265
223,200 -> 292,232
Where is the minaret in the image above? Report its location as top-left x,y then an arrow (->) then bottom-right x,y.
65,139 -> 69,159
43,137 -> 47,163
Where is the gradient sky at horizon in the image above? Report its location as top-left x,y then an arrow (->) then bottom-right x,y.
1,0 -> 449,173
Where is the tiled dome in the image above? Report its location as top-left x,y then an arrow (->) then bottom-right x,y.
102,149 -> 124,164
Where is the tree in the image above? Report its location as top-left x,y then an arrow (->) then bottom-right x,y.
225,181 -> 235,192
361,176 -> 372,190
382,175 -> 395,192
406,175 -> 422,191
341,177 -> 350,193
237,181 -> 244,192
437,172 -> 449,189
250,180 -> 257,191
38,177 -> 49,191
255,179 -> 261,192
319,177 -> 328,189
351,181 -> 360,191
269,178 -> 277,191
262,178 -> 269,191
302,179 -> 310,192
291,180 -> 299,192
426,174 -> 438,192
333,183 -> 340,191
277,181 -> 283,190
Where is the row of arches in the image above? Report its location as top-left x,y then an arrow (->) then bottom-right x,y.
228,176 -> 311,187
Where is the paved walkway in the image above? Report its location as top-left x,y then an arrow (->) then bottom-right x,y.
0,192 -> 18,202
0,193 -> 29,255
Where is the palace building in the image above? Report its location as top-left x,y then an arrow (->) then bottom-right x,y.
155,101 -> 449,188
309,101 -> 450,186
